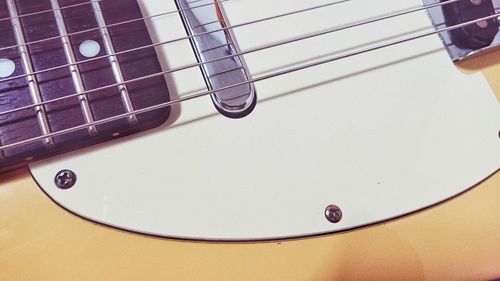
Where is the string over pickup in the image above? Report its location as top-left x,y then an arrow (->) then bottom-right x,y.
176,0 -> 257,118
442,0 -> 499,49
424,0 -> 500,61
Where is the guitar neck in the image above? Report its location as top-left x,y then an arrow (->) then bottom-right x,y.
0,0 -> 171,170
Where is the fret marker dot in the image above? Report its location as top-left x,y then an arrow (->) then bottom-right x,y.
79,40 -> 101,58
0,58 -> 15,78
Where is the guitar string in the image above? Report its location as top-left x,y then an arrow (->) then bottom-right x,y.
0,0 -> 235,52
0,0 -> 475,116
0,0 -> 228,23
0,0 -> 103,22
1,11 -> 499,151
0,0 -> 458,86
0,0 -> 355,82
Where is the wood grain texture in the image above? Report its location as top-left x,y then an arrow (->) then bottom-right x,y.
0,168 -> 499,281
0,1 -> 499,279
0,0 -> 170,170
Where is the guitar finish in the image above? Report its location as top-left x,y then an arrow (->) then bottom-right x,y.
29,0 -> 500,240
1,169 -> 500,280
0,0 -> 499,278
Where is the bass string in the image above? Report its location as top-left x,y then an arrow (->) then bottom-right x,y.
0,0 -> 354,81
0,0 -> 460,107
0,0 -> 235,52
1,11 -> 499,151
0,0 -> 217,23
0,0 -> 102,22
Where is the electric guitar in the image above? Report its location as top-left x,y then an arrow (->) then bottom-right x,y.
1,0 -> 499,279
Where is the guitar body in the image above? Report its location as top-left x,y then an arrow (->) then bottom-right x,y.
0,0 -> 499,279
1,169 -> 500,280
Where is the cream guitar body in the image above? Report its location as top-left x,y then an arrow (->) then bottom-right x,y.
1,169 -> 499,280
0,0 -> 500,279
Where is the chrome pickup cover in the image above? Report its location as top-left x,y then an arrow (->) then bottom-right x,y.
423,0 -> 500,61
175,0 -> 256,118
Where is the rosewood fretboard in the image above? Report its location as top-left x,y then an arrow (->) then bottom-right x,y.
0,0 -> 170,170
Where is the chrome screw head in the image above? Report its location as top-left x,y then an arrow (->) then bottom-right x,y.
54,169 -> 77,189
325,204 -> 343,223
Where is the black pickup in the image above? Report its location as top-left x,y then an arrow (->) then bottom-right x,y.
442,0 -> 499,50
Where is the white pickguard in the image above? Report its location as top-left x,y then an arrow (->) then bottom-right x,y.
30,0 -> 500,240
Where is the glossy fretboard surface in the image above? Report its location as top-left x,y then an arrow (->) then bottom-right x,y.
0,0 -> 170,170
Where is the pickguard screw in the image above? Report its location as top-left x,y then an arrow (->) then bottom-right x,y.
55,169 -> 77,190
325,204 -> 343,223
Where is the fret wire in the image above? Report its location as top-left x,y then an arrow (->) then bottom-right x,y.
1,11 -> 499,151
0,0 -> 233,53
0,0 -> 221,23
0,0 -> 449,86
6,0 -> 54,148
90,0 -> 137,125
0,0 -> 461,117
0,0 -> 224,160
0,0 -> 102,23
50,0 -> 98,137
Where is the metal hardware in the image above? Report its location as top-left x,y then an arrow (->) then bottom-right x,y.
422,0 -> 500,61
2,10 -> 500,152
50,0 -> 98,136
54,170 -> 77,189
176,0 -> 257,118
27,0 -> 500,241
325,205 -> 343,223
6,0 -> 54,147
90,0 -> 138,125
